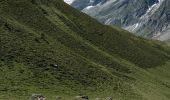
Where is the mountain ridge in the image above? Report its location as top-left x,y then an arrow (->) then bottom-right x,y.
69,0 -> 170,41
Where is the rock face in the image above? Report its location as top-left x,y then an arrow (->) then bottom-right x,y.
68,0 -> 170,41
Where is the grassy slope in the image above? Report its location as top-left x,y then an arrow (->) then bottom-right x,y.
0,0 -> 170,99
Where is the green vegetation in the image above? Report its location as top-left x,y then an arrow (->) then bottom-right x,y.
0,0 -> 170,99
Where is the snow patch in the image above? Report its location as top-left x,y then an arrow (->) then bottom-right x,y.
140,0 -> 164,19
64,0 -> 75,4
125,23 -> 141,32
105,18 -> 113,25
84,6 -> 94,10
132,23 -> 139,31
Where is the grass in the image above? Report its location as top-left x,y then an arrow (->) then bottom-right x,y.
0,0 -> 170,99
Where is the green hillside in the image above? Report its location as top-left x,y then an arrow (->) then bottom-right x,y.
1,0 -> 170,99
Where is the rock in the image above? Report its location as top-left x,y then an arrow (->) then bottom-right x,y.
74,95 -> 89,100
106,97 -> 112,100
95,98 -> 100,100
31,94 -> 45,100
55,96 -> 62,100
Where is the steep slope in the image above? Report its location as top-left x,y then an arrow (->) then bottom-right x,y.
70,0 -> 170,40
1,0 -> 170,99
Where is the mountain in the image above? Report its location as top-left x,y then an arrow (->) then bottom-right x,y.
1,0 -> 170,99
69,0 -> 170,41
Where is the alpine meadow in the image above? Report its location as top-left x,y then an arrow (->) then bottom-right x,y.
1,0 -> 170,100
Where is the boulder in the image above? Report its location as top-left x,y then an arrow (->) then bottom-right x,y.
106,97 -> 112,100
31,94 -> 45,100
55,96 -> 62,100
74,95 -> 89,100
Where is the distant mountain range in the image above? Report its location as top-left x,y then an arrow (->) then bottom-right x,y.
66,0 -> 170,41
